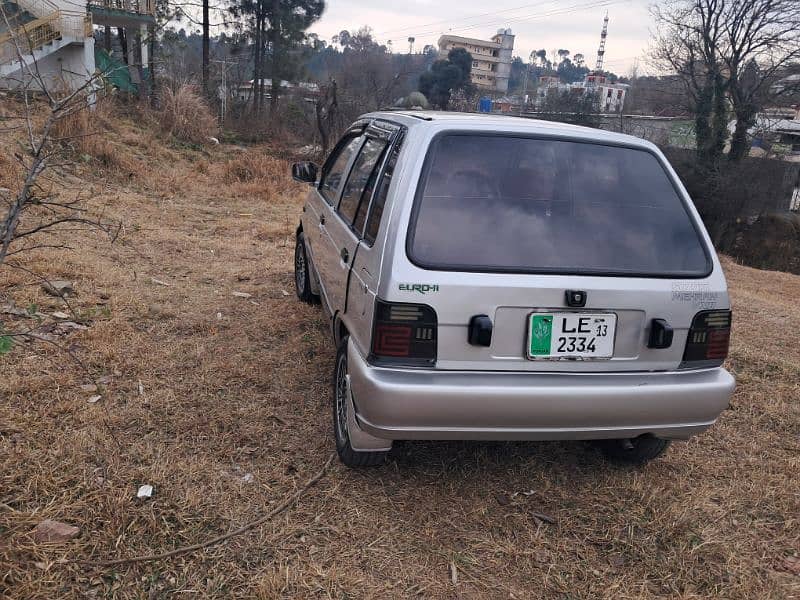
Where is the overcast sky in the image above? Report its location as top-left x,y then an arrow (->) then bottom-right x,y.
309,0 -> 654,76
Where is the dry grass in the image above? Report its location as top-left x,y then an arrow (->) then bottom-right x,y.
157,84 -> 218,145
0,114 -> 799,599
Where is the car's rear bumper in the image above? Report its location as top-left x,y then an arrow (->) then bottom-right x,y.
347,342 -> 735,442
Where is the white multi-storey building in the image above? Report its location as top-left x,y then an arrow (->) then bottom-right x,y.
438,29 -> 515,94
1,0 -> 154,91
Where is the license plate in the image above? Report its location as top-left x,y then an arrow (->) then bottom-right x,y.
527,312 -> 617,359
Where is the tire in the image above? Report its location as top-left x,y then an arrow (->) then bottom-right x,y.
596,436 -> 671,465
294,232 -> 318,304
332,336 -> 389,467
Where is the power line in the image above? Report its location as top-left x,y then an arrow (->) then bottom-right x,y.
407,0 -> 625,39
376,0 -> 560,37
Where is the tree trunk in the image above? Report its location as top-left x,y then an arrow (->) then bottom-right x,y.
104,26 -> 111,52
269,0 -> 280,114
694,82 -> 713,163
148,24 -> 157,107
118,27 -> 129,65
252,9 -> 262,114
315,79 -> 337,156
709,72 -> 728,162
729,107 -> 755,161
202,0 -> 209,96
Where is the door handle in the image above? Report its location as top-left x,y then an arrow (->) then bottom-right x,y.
320,215 -> 326,226
340,247 -> 349,263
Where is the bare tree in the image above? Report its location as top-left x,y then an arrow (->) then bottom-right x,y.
315,78 -> 337,156
651,0 -> 729,164
721,0 -> 800,160
652,0 -> 800,162
0,9 -> 120,352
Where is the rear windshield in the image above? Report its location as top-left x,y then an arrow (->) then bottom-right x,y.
408,134 -> 711,277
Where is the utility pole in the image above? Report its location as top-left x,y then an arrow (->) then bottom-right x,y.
213,58 -> 233,125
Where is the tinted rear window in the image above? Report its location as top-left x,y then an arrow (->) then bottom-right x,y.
408,135 -> 710,277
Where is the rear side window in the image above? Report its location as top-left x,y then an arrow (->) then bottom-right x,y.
364,145 -> 398,245
408,135 -> 711,277
319,135 -> 362,205
339,137 -> 388,227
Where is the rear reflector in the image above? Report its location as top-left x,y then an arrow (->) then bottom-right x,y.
681,310 -> 732,368
370,299 -> 437,366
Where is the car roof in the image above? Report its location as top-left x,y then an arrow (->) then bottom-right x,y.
361,110 -> 655,149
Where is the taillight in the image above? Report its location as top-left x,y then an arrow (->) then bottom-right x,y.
680,310 -> 732,368
370,299 -> 437,366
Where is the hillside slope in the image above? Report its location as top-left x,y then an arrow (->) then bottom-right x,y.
1,110 -> 799,599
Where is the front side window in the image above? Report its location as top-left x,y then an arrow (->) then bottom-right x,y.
408,134 -> 711,277
338,137 -> 388,227
319,134 -> 362,205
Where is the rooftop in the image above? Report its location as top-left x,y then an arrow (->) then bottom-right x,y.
363,110 -> 656,148
438,34 -> 501,49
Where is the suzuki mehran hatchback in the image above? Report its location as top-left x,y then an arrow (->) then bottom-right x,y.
291,112 -> 735,467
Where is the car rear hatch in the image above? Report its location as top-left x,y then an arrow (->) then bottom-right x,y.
379,132 -> 728,373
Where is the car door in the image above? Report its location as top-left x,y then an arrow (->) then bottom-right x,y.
319,126 -> 392,318
346,125 -> 402,355
309,128 -> 366,311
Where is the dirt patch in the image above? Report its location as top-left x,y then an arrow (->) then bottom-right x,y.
1,119 -> 799,598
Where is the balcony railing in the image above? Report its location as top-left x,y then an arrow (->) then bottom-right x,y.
0,8 -> 92,66
87,0 -> 155,16
0,11 -> 61,64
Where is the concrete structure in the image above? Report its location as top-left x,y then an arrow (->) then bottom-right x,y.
535,72 -> 628,113
437,29 -> 514,94
234,79 -> 319,104
0,0 -> 153,92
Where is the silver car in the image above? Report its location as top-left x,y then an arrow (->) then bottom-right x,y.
292,111 -> 735,467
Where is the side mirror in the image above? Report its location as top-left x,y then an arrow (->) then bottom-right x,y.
292,161 -> 318,184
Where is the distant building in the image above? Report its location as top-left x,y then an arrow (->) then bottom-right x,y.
1,0 -> 155,92
235,79 -> 319,103
437,29 -> 514,94
535,72 -> 628,113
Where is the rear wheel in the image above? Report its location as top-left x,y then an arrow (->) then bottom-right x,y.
596,436 -> 671,465
333,336 -> 389,467
294,232 -> 318,304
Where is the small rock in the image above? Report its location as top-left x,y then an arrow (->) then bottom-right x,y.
150,278 -> 171,287
148,304 -> 177,319
784,555 -> 800,576
232,291 -> 252,298
495,493 -> 511,506
80,384 -> 98,393
216,312 -> 223,320
31,519 -> 80,543
97,375 -> 112,385
137,484 -> 153,499
54,321 -> 88,334
281,290 -> 290,297
51,311 -> 70,320
1,304 -> 28,317
242,473 -> 254,483
87,395 -> 102,404
42,280 -> 75,298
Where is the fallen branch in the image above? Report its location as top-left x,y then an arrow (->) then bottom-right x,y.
83,452 -> 336,568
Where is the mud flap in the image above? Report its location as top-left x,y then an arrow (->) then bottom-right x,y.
345,374 -> 392,452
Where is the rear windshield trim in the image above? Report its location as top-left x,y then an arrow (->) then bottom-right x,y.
405,131 -> 714,279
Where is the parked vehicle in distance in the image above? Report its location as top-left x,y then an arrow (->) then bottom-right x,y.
292,111 -> 735,467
